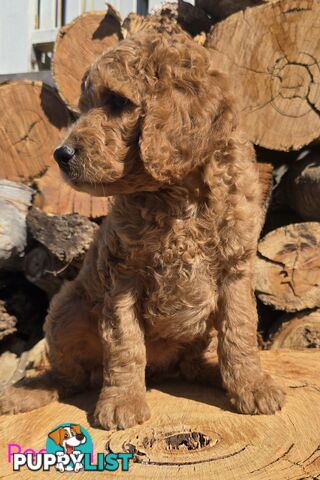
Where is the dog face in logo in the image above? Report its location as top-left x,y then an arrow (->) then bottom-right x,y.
48,424 -> 86,454
48,424 -> 88,473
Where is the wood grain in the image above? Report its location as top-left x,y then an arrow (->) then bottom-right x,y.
254,222 -> 320,311
0,81 -> 69,181
206,0 -> 320,150
1,350 -> 320,479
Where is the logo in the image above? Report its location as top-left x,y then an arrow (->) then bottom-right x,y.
9,422 -> 132,473
46,423 -> 93,472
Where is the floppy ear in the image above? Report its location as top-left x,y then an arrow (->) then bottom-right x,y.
71,424 -> 82,435
48,428 -> 63,445
139,41 -> 236,183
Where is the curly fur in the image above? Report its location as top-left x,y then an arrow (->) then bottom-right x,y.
0,32 -> 284,429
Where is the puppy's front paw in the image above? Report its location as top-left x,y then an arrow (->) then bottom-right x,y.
93,390 -> 151,430
230,375 -> 285,415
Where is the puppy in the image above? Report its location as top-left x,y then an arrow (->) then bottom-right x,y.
0,32 -> 285,429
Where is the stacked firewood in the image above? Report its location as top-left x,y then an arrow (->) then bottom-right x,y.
0,0 -> 320,385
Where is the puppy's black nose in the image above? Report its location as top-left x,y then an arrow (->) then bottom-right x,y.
76,434 -> 84,441
54,145 -> 75,168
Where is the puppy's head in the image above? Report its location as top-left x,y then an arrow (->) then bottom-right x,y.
54,32 -> 236,196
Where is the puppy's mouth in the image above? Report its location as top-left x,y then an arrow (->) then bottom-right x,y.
66,444 -> 74,455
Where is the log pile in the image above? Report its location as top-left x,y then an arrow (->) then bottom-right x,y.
0,0 -> 320,393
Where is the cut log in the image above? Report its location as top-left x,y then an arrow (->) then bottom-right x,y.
52,5 -> 122,112
0,181 -> 33,269
269,309 -> 320,349
0,300 -> 17,341
27,208 -> 98,265
34,163 -> 109,218
281,151 -> 320,221
254,222 -> 320,311
0,81 -> 69,181
25,208 -> 98,294
206,0 -> 320,150
23,246 -> 69,297
1,350 -> 320,479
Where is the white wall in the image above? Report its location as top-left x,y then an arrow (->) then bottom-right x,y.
0,0 -> 35,74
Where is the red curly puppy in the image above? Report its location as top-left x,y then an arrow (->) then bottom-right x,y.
0,32 -> 285,429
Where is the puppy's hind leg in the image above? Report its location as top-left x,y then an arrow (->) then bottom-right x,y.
0,371 -> 59,415
0,279 -> 102,415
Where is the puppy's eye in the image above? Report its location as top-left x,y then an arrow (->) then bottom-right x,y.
107,93 -> 130,111
64,433 -> 69,438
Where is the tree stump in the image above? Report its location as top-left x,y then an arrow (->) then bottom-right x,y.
281,151 -> 320,221
254,222 -> 320,311
0,81 -> 69,181
52,6 -> 122,112
1,350 -> 320,479
269,309 -> 320,349
206,0 -> 320,150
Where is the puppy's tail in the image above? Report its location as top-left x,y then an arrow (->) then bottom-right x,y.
0,371 -> 60,415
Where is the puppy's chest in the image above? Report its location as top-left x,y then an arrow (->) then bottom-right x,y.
113,216 -> 212,272
105,216 -> 219,332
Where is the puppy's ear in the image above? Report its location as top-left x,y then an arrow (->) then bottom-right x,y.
48,428 -> 63,445
70,424 -> 82,435
139,39 -> 236,183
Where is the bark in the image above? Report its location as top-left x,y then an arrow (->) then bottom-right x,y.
0,181 -> 33,269
24,208 -> 98,295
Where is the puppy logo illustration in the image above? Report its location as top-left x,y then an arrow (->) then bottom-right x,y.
46,423 -> 93,472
